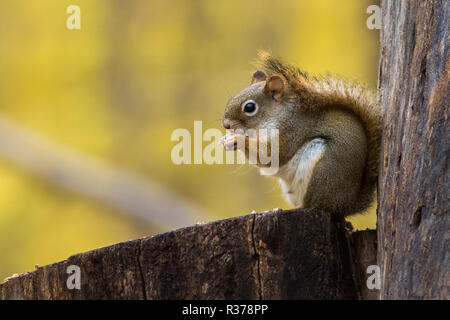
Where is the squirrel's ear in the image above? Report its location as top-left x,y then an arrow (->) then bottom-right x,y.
264,74 -> 286,102
251,70 -> 267,84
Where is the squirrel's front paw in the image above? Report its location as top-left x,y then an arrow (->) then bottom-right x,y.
220,133 -> 238,151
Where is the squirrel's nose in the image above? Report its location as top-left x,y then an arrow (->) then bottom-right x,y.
222,118 -> 232,129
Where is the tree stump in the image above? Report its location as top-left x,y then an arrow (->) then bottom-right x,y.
0,209 -> 375,300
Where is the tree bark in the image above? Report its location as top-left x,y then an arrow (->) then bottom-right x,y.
378,0 -> 449,299
0,209 -> 375,300
351,230 -> 378,300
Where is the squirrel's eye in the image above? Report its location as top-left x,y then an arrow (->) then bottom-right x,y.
242,100 -> 258,116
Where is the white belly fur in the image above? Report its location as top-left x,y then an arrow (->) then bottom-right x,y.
260,138 -> 326,208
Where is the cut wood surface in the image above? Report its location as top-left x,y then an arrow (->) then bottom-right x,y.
0,209 -> 376,300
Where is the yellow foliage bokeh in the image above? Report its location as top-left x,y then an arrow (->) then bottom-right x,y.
0,0 -> 379,280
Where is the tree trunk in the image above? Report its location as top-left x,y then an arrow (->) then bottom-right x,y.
378,0 -> 449,299
0,209 -> 375,300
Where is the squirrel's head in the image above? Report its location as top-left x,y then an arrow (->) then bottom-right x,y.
222,70 -> 295,131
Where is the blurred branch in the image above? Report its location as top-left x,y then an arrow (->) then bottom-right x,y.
0,115 -> 209,231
